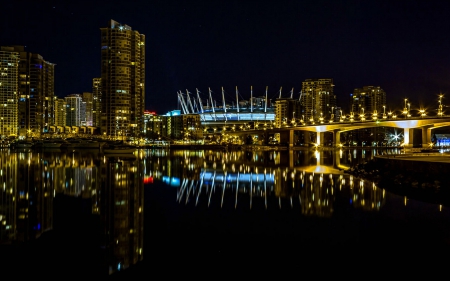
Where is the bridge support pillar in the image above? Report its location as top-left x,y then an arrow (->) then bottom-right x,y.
279,130 -> 294,148
289,150 -> 294,168
403,128 -> 414,148
333,130 -> 341,147
318,132 -> 325,146
422,126 -> 432,147
289,130 -> 294,148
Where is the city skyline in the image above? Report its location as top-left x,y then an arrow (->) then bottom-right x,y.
3,0 -> 450,114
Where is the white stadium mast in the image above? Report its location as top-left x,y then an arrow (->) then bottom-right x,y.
265,86 -> 268,113
177,91 -> 189,114
236,86 -> 240,113
196,88 -> 204,114
186,89 -> 195,113
250,86 -> 253,113
222,87 -> 227,121
208,87 -> 217,121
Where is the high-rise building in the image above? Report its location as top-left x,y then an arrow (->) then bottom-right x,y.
274,98 -> 302,128
92,78 -> 102,127
0,47 -> 20,138
65,94 -> 83,126
100,20 -> 145,139
350,86 -> 386,119
82,92 -> 93,126
1,46 -> 55,138
300,78 -> 336,122
54,98 -> 66,128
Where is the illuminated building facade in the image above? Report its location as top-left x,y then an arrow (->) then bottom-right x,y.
300,78 -> 336,122
143,111 -> 170,140
350,86 -> 386,117
100,20 -> 145,139
274,98 -> 302,128
172,113 -> 203,141
54,98 -> 66,128
1,46 -> 55,138
82,92 -> 94,126
92,78 -> 101,127
65,94 -> 83,126
0,47 -> 19,138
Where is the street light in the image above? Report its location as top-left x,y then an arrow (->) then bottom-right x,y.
372,110 -> 377,121
438,94 -> 444,117
403,99 -> 408,119
419,109 -> 426,118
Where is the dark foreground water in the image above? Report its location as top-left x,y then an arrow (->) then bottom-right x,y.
1,147 -> 450,277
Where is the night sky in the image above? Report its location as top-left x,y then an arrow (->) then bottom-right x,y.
3,0 -> 450,114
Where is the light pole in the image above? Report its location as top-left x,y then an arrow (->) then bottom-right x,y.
438,94 -> 444,117
403,99 -> 408,119
360,108 -> 365,121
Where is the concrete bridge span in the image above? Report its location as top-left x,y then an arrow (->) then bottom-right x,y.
224,118 -> 450,148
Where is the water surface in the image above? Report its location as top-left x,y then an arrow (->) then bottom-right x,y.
0,147 -> 448,277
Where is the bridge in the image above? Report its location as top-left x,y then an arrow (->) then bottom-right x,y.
219,117 -> 450,148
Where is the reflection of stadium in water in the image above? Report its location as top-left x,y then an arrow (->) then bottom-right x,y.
140,149 -> 396,217
0,150 -> 143,275
174,167 -> 386,216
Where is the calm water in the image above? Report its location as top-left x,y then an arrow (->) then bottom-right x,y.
1,147 -> 449,277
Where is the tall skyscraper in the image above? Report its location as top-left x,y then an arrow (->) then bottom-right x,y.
0,47 -> 19,138
100,20 -> 145,139
92,78 -> 102,127
300,78 -> 336,122
1,46 -> 55,138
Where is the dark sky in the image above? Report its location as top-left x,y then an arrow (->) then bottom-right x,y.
3,0 -> 450,114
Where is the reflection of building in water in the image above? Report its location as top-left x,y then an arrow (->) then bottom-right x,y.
299,172 -> 334,217
101,157 -> 144,275
1,150 -> 145,273
0,151 -> 17,242
41,152 -> 100,196
0,151 -> 53,243
345,175 -> 385,211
